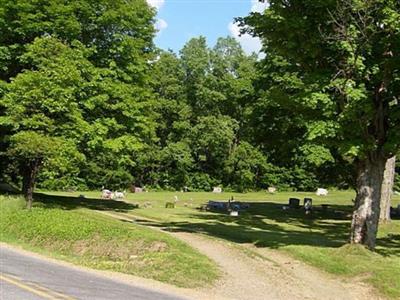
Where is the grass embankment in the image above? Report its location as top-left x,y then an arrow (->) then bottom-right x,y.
45,190 -> 400,298
0,195 -> 219,288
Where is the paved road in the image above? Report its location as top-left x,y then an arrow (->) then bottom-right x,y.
0,246 -> 187,300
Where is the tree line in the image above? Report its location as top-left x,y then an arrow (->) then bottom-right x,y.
0,0 -> 399,249
0,0 -> 354,196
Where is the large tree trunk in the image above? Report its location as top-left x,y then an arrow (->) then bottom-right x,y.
380,156 -> 396,223
350,154 -> 386,250
22,160 -> 41,210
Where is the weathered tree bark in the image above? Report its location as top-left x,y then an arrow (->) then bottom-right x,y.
380,156 -> 396,223
350,154 -> 386,250
22,160 -> 41,210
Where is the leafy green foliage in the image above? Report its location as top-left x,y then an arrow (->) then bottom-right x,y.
240,0 -> 400,248
224,142 -> 268,192
0,0 -> 157,191
1,0 -> 377,192
241,0 -> 400,162
7,131 -> 78,161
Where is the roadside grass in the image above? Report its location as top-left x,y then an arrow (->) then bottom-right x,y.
0,195 -> 219,288
41,189 -> 400,298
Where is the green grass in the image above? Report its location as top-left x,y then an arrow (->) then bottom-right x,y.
0,195 -> 219,288
5,190 -> 400,297
41,189 -> 400,298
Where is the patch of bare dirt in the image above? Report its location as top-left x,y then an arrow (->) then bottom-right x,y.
149,241 -> 168,252
174,232 -> 383,300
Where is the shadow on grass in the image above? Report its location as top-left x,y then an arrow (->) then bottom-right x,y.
0,183 -> 21,195
376,234 -> 400,256
132,202 -> 351,248
0,184 -> 136,212
133,202 -> 400,254
4,186 -> 397,254
33,192 -> 138,212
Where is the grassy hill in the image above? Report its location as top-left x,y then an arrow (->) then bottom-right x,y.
0,195 -> 219,288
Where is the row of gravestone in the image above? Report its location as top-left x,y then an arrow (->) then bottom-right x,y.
288,197 -> 312,209
131,186 -> 223,193
287,198 -> 313,214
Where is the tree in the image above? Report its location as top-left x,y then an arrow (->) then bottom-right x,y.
151,50 -> 190,146
7,132 -> 81,208
180,37 -> 223,117
224,142 -> 270,192
0,37 -> 92,205
149,37 -> 267,191
0,0 -> 155,81
241,0 -> 400,249
211,37 -> 258,137
189,116 -> 238,180
0,0 -> 158,191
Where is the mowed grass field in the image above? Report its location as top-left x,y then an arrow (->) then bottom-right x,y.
39,189 -> 400,298
0,195 -> 219,288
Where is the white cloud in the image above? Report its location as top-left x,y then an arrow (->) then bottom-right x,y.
155,18 -> 168,34
228,21 -> 262,55
147,0 -> 165,10
147,0 -> 167,35
251,0 -> 269,13
228,1 -> 268,55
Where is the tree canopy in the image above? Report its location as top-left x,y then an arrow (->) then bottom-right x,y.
240,0 -> 400,249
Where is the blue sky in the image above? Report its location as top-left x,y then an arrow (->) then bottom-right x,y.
146,0 -> 268,55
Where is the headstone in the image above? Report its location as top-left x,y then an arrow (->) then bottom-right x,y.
230,211 -> 239,216
213,187 -> 222,193
289,198 -> 300,209
134,187 -> 143,193
316,188 -> 328,196
207,201 -> 225,210
304,198 -> 312,214
267,187 -> 277,194
101,189 -> 113,199
304,198 -> 313,206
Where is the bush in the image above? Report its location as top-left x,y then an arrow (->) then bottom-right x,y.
188,173 -> 217,191
288,167 -> 319,191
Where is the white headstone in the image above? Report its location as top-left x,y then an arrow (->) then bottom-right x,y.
212,187 -> 222,193
316,188 -> 328,196
230,211 -> 239,216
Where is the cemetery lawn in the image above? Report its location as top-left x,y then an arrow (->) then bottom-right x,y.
0,195 -> 219,288
42,190 -> 400,298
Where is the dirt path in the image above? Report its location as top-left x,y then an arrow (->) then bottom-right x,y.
175,233 -> 380,300
99,211 -> 382,300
